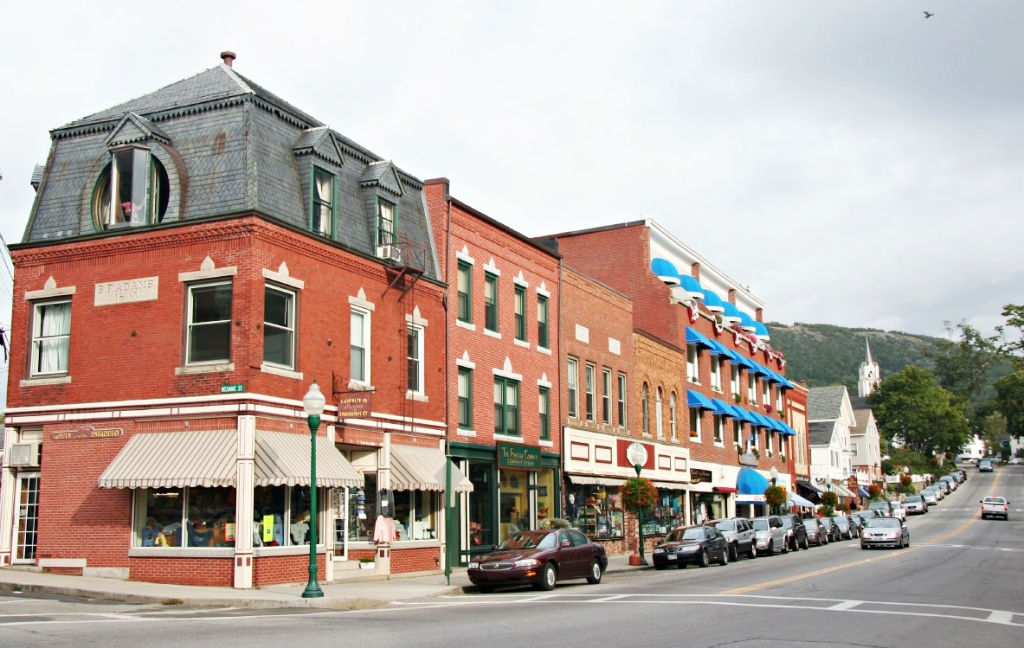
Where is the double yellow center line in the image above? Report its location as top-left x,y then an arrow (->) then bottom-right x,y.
724,468 -> 1001,595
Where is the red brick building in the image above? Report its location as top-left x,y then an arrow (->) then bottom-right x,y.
424,179 -> 560,567
543,221 -> 800,522
0,57 -> 458,587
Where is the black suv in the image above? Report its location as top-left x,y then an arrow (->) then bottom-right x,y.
778,514 -> 809,551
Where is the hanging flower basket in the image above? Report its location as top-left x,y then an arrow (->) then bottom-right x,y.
621,477 -> 658,513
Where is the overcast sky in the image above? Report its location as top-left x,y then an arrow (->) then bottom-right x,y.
1,1 -> 1022,396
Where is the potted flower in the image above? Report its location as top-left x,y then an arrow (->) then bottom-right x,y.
359,555 -> 375,569
779,454 -> 786,464
752,448 -> 760,460
735,443 -> 743,455
733,393 -> 742,404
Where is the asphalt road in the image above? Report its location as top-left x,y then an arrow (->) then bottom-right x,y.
3,466 -> 1023,648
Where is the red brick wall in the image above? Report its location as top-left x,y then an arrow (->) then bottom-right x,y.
425,181 -> 561,451
252,553 -> 326,586
390,546 -> 440,573
129,556 -> 235,587
560,267 -> 635,436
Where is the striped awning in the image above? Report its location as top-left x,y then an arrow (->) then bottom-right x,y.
390,444 -> 474,493
567,475 -> 628,486
98,430 -> 362,489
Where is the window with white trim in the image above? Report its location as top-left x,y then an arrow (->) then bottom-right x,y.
585,363 -> 595,422
186,282 -> 232,365
762,381 -> 770,406
514,284 -> 527,342
350,308 -> 370,384
457,261 -> 472,323
642,383 -> 650,436
655,387 -> 664,439
484,273 -> 498,332
710,355 -> 722,392
539,386 -> 550,441
407,324 -> 424,396
494,377 -> 520,436
689,407 -> 701,442
748,374 -> 756,403
537,295 -> 549,348
377,198 -> 396,248
30,300 -> 71,377
617,373 -> 627,428
567,357 -> 579,419
601,368 -> 611,425
312,167 -> 336,237
458,367 -> 472,429
687,344 -> 700,383
669,392 -> 678,442
713,415 -> 724,445
731,366 -> 741,398
733,420 -> 743,448
263,285 -> 295,370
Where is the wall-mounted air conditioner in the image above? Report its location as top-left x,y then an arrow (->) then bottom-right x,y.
8,442 -> 40,468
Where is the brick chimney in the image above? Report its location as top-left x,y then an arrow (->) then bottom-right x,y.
221,51 -> 236,67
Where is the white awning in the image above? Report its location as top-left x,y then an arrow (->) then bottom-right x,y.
390,444 -> 474,493
830,483 -> 856,499
566,475 -> 627,486
99,430 -> 362,489
652,481 -> 689,490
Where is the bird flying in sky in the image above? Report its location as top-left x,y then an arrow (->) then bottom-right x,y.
924,11 -> 934,18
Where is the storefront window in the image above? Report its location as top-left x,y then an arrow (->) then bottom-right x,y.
341,474 -> 377,542
535,470 -> 555,525
499,468 -> 529,542
566,483 -> 624,540
393,490 -> 438,541
692,492 -> 726,525
135,487 -> 236,548
648,489 -> 686,535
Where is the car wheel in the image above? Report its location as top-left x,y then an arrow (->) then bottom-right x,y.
748,543 -> 757,559
586,560 -> 603,584
896,537 -> 904,550
861,544 -> 868,550
477,584 -> 495,594
729,543 -> 739,562
654,564 -> 666,571
766,540 -> 774,556
535,563 -> 557,591
719,547 -> 729,566
801,537 -> 809,550
905,536 -> 910,547
699,550 -> 710,568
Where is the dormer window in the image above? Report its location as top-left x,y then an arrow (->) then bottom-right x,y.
94,147 -> 169,229
377,198 -> 396,249
312,167 -> 336,237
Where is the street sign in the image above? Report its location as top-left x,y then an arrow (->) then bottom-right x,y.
221,384 -> 245,393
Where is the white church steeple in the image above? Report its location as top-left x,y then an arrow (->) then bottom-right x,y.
858,339 -> 881,397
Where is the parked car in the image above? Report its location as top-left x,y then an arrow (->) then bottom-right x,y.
980,496 -> 1011,520
817,516 -> 838,542
920,490 -> 939,506
851,509 -> 877,525
750,516 -> 789,555
830,515 -> 854,540
925,484 -> 946,500
652,524 -> 730,570
890,501 -> 907,521
868,500 -> 894,517
904,494 -> 928,515
803,517 -> 828,546
467,529 -> 608,592
939,476 -> 958,491
860,517 -> 910,550
935,480 -> 952,495
979,460 -> 994,473
778,514 -> 809,551
706,517 -> 757,561
846,514 -> 864,536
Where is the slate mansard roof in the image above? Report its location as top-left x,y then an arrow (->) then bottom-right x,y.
21,62 -> 438,280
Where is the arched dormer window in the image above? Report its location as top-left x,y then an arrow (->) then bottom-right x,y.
94,147 -> 169,229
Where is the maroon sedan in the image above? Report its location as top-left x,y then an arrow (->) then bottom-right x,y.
467,529 -> 608,592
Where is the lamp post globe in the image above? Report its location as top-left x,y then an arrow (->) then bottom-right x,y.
301,381 -> 326,599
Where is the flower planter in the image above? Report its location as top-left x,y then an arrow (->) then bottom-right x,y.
359,562 -> 375,570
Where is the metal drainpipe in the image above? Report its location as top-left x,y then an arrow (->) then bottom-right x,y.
443,189 -> 453,586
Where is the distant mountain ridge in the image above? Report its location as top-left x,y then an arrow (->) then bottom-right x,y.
766,322 -> 937,394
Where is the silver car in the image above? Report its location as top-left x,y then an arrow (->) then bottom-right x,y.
706,517 -> 758,561
904,494 -> 928,515
860,517 -> 909,549
749,516 -> 789,555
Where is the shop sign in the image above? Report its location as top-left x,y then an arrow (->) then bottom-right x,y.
52,425 -> 124,441
690,468 -> 713,484
337,393 -> 372,418
739,452 -> 758,466
847,476 -> 859,490
221,384 -> 245,393
497,442 -> 541,470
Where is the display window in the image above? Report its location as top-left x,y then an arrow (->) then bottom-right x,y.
467,462 -> 495,549
647,488 -> 687,534
340,474 -> 377,542
134,487 -> 236,548
393,490 -> 438,541
251,485 -> 315,547
566,483 -> 625,540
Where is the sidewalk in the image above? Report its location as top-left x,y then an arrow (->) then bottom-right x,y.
0,553 -> 647,610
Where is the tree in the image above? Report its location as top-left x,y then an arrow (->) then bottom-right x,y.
924,321 -> 999,406
867,366 -> 971,457
993,371 -> 1024,439
996,304 -> 1024,368
978,411 -> 1008,455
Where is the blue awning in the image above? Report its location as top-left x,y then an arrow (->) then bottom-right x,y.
736,467 -> 771,503
651,258 -> 680,285
710,398 -> 736,416
722,302 -> 743,322
751,412 -> 775,429
731,407 -> 757,424
858,487 -> 870,498
752,321 -> 770,338
685,327 -> 713,348
701,289 -> 725,312
739,312 -> 758,331
679,274 -> 704,296
687,390 -> 715,410
778,422 -> 797,437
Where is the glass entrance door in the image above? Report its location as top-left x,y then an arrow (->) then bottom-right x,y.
15,474 -> 40,563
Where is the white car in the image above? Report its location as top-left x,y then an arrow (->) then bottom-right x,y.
981,496 -> 1010,520
903,495 -> 927,515
889,501 -> 906,521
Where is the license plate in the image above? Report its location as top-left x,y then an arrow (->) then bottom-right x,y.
667,554 -> 677,560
